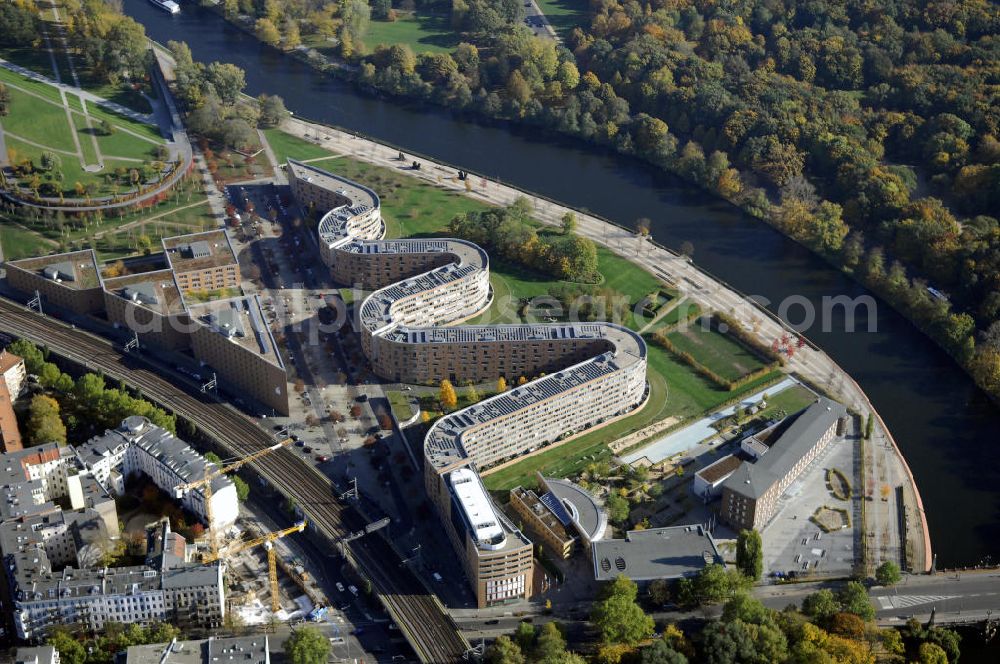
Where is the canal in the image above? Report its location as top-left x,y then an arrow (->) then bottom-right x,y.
125,0 -> 999,568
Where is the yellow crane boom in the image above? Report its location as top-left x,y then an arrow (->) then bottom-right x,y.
204,519 -> 308,613
174,438 -> 292,558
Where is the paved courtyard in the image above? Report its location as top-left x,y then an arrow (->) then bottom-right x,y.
761,431 -> 861,579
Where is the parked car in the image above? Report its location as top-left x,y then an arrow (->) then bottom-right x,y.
335,582 -> 345,593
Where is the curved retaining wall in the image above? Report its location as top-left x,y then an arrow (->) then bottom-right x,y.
289,158 -> 648,605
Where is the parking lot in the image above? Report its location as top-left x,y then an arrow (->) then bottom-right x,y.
761,432 -> 861,579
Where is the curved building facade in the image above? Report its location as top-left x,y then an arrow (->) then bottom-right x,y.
288,159 -> 649,607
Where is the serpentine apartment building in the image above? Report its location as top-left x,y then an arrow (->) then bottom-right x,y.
289,159 -> 649,607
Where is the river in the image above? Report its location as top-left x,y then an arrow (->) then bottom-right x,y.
125,1 -> 999,568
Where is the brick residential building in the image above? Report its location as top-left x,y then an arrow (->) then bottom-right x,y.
4,231 -> 288,416
720,398 -> 849,532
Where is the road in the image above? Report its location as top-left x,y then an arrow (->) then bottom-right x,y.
0,297 -> 469,663
523,1 -> 559,41
449,572 -> 1000,639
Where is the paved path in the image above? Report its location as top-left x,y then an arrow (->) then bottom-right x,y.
269,115 -> 931,573
0,58 -> 155,125
524,0 -> 560,41
0,54 -> 193,213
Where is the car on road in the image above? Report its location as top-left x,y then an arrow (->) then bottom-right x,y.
485,619 -> 500,625
348,585 -> 359,596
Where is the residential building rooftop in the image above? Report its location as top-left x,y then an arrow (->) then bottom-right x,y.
103,269 -> 187,315
74,416 -> 233,496
425,327 -> 644,471
7,249 -> 101,289
15,646 -> 59,664
186,295 -> 284,368
125,636 -> 270,664
162,230 -> 239,274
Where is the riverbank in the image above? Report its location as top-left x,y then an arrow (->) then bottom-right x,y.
264,113 -> 930,573
187,3 -> 997,419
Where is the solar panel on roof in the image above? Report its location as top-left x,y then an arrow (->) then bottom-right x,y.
540,492 -> 572,526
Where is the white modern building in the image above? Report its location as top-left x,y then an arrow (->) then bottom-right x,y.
74,416 -> 239,533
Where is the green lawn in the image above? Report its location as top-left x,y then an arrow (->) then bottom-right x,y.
1,86 -> 76,152
365,12 -> 460,54
0,66 -> 65,105
534,0 -> 590,38
70,109 -> 100,167
756,384 -> 817,420
666,321 -> 769,382
656,299 -> 701,328
387,390 -> 415,421
85,102 -> 164,144
0,223 -> 55,260
0,45 -> 60,80
263,128 -> 338,163
80,79 -> 154,115
1,73 -> 166,199
93,126 -> 162,162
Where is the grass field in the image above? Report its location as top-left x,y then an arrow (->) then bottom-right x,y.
534,0 -> 590,38
0,223 -> 57,260
0,66 -> 65,104
263,128 -> 336,163
1,86 -> 77,151
756,384 -> 817,420
387,391 -> 416,421
1,73 -> 166,199
365,12 -> 460,54
666,321 -> 769,382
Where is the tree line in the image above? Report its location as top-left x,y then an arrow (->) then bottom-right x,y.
167,41 -> 288,152
449,198 -> 600,283
203,0 -> 1000,406
485,568 -> 963,664
9,338 -> 176,447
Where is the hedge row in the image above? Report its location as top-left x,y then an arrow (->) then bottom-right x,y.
650,329 -> 780,392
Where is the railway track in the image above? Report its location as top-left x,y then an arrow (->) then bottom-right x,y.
0,297 -> 469,663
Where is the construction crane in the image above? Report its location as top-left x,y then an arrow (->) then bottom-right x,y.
174,437 -> 292,559
204,520 -> 307,613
